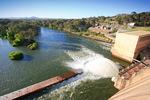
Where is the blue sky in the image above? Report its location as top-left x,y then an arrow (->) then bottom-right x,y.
0,0 -> 150,18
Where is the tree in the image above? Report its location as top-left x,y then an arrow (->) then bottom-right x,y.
7,31 -> 15,40
12,38 -> 23,46
27,43 -> 38,50
131,11 -> 137,15
9,51 -> 23,60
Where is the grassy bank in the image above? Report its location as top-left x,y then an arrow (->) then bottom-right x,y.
52,28 -> 114,43
77,31 -> 113,43
123,27 -> 150,31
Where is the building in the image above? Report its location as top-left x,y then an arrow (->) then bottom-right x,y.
127,22 -> 135,27
111,31 -> 150,62
95,23 -> 99,26
95,25 -> 116,30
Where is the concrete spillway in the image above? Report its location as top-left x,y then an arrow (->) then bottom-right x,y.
0,69 -> 83,100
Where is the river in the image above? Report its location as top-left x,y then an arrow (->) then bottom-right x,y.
0,27 -> 130,100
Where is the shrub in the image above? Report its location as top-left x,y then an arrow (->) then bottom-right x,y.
12,38 -> 23,47
97,34 -> 106,38
27,43 -> 38,50
84,33 -> 89,36
7,31 -> 15,40
29,39 -> 35,43
58,27 -> 63,31
79,32 -> 83,36
1,36 -> 7,39
9,51 -> 23,60
108,29 -> 118,34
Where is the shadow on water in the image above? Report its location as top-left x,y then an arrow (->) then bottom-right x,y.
16,74 -> 84,100
39,42 -> 82,51
110,55 -> 131,67
23,55 -> 34,61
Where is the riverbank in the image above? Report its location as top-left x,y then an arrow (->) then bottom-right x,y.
66,30 -> 115,44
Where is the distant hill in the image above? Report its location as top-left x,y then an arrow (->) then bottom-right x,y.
0,16 -> 55,20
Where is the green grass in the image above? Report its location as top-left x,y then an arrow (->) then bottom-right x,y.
81,31 -> 106,38
97,34 -> 106,38
123,27 -> 150,31
112,35 -> 116,38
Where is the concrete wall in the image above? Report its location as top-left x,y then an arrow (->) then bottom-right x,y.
109,65 -> 150,100
113,66 -> 150,90
111,31 -> 150,62
134,34 -> 150,59
109,74 -> 150,100
111,33 -> 139,62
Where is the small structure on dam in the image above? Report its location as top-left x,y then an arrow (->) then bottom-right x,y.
111,30 -> 150,63
109,59 -> 150,100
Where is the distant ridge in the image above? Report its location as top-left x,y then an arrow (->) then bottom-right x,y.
0,16 -> 60,20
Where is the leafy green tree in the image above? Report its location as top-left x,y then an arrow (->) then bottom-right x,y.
12,38 -> 23,46
7,31 -> 15,40
0,24 -> 7,38
27,43 -> 38,50
131,11 -> 137,15
9,51 -> 23,60
49,24 -> 54,29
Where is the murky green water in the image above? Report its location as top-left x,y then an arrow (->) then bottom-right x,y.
0,27 -> 130,100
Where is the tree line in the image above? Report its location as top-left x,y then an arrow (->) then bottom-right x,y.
37,11 -> 150,32
0,11 -> 150,45
0,19 -> 40,48
116,12 -> 150,27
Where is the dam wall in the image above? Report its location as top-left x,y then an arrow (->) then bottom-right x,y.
111,31 -> 150,63
109,59 -> 150,100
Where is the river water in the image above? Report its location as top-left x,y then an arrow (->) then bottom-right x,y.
0,27 -> 130,100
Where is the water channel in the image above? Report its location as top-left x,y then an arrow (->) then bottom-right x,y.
0,27 -> 130,100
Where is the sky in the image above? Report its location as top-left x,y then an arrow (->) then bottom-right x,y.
0,0 -> 150,18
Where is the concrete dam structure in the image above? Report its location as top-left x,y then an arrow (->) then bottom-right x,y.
109,59 -> 150,100
111,31 -> 150,63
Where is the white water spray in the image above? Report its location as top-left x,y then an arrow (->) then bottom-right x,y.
37,46 -> 119,100
65,46 -> 119,78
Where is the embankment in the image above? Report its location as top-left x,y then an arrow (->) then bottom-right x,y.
66,30 -> 114,44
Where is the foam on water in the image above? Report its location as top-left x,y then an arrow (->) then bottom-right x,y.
37,73 -> 102,100
97,41 -> 112,51
65,46 -> 119,78
37,46 -> 119,100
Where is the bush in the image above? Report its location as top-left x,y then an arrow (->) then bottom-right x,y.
97,34 -> 106,38
12,38 -> 23,47
29,39 -> 35,43
84,33 -> 89,36
58,27 -> 63,31
27,43 -> 38,50
79,32 -> 83,36
9,51 -> 23,60
3,36 -> 7,39
108,29 -> 118,34
7,31 -> 15,40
